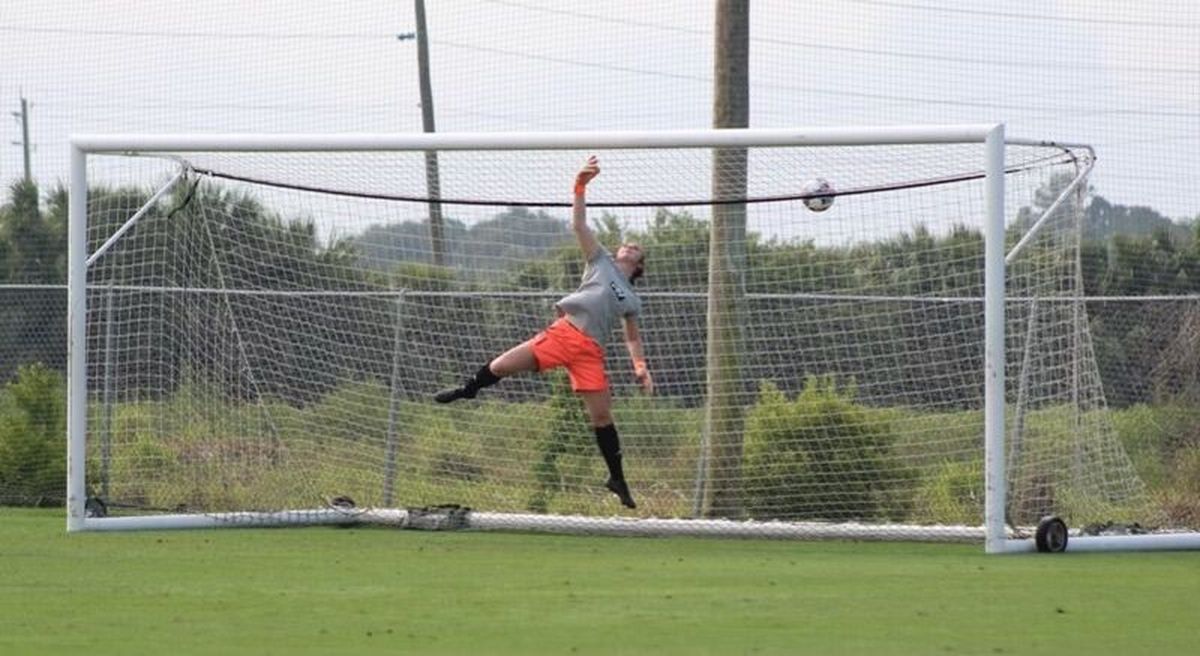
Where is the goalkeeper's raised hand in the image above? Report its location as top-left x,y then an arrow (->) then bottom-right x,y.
575,155 -> 600,194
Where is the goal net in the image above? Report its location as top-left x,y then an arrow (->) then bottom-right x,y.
67,127 -> 1194,550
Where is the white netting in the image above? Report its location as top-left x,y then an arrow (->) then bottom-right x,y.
77,138 -> 1173,539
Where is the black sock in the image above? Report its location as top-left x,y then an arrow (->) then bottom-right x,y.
464,363 -> 501,394
593,424 -> 626,483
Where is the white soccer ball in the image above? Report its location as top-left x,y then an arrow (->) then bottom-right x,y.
801,177 -> 835,212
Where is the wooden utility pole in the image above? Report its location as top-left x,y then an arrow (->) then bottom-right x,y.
701,0 -> 750,518
414,0 -> 446,266
13,96 -> 32,183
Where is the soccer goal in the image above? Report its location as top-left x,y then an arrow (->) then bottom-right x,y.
66,126 -> 1199,552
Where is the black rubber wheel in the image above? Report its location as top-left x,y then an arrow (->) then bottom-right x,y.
1035,516 -> 1069,553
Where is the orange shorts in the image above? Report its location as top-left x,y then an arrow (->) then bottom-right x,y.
530,317 -> 608,392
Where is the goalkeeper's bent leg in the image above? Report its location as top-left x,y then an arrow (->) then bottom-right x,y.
434,364 -> 501,403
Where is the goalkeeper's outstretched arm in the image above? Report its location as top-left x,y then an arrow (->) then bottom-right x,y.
572,155 -> 602,261
623,316 -> 654,395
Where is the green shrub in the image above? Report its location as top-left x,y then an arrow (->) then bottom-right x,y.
911,459 -> 983,525
614,392 -> 699,455
300,378 -> 392,447
743,377 -> 903,522
389,261 -> 459,291
1111,402 -> 1200,488
0,364 -> 66,506
528,372 -> 595,512
1159,446 -> 1200,527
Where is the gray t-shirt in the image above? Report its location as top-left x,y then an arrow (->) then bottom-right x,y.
554,248 -> 642,347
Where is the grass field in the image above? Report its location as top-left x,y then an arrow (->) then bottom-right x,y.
1,508 -> 1197,655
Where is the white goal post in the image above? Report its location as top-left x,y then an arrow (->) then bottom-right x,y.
66,125 -> 1200,552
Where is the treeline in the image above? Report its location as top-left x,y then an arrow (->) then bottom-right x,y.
0,182 -> 68,384
1,177 -> 1198,408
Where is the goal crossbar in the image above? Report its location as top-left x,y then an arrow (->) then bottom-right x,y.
71,125 -> 1006,154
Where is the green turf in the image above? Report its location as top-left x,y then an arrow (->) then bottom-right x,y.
1,508 -> 1197,655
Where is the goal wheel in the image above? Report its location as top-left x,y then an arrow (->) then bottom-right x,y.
1035,516 -> 1068,553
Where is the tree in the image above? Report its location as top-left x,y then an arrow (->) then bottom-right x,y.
352,206 -> 572,278
0,180 -> 62,284
1085,195 -> 1190,244
0,181 -> 68,382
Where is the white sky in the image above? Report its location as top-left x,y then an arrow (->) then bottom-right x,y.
1,0 -> 1197,226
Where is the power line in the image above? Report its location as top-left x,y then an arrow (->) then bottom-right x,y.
475,0 -> 1198,74
20,78 -> 1200,123
14,4 -> 1187,52
840,0 -> 1200,28
37,100 -> 378,114
432,38 -> 711,84
0,23 -> 398,42
4,14 -> 1195,76
431,38 -> 1200,117
477,0 -> 709,36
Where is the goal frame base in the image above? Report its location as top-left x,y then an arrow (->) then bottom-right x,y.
68,508 -> 1200,553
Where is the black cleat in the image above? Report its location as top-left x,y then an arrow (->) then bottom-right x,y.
434,385 -> 477,404
606,478 -> 637,509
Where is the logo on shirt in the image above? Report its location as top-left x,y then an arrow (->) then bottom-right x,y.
609,281 -> 627,301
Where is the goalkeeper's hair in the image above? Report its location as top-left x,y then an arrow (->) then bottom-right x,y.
624,242 -> 646,283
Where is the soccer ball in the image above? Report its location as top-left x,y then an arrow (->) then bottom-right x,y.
801,177 -> 835,212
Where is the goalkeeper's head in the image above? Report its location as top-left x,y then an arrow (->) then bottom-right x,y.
616,242 -> 645,283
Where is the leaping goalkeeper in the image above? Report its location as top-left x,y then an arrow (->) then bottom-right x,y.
435,156 -> 652,509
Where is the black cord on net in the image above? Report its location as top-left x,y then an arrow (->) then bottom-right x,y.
186,151 -> 1078,209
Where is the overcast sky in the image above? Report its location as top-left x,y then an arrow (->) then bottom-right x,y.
2,1 -> 1197,224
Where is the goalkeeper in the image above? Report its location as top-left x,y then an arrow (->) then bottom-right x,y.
435,156 -> 651,509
